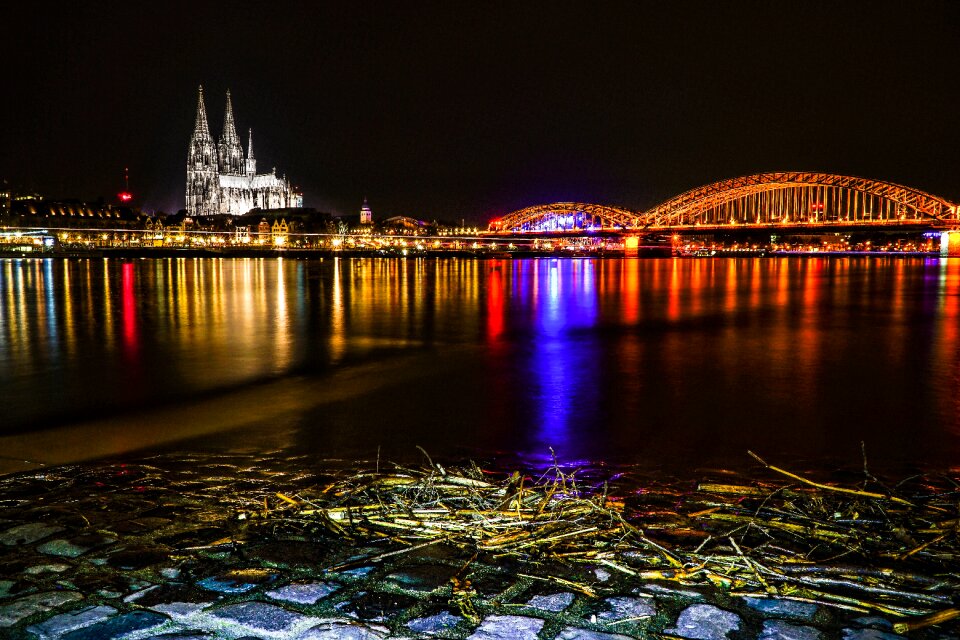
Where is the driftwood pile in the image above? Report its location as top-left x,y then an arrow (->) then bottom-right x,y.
241,450 -> 960,634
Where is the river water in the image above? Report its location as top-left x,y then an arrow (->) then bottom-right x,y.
1,256 -> 958,475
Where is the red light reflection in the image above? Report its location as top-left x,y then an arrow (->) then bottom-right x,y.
122,262 -> 139,357
486,262 -> 504,340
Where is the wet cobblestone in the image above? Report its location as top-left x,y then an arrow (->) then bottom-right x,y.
0,452 -> 957,639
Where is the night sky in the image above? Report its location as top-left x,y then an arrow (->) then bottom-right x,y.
3,1 -> 959,223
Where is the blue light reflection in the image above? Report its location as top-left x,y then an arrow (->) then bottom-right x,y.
527,259 -> 600,465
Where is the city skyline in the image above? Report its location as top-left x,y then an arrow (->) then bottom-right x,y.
3,2 -> 959,223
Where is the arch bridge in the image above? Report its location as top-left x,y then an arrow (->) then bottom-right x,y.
488,202 -> 638,233
488,172 -> 958,233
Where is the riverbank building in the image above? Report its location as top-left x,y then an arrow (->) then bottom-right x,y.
186,86 -> 298,216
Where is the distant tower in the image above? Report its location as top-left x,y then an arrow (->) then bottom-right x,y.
245,128 -> 257,176
360,198 -> 373,224
218,89 -> 245,176
118,167 -> 133,203
186,85 -> 220,216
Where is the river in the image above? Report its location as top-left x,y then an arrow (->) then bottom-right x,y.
1,256 -> 958,476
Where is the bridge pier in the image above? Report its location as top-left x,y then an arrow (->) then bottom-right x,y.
624,235 -> 639,256
940,231 -> 960,257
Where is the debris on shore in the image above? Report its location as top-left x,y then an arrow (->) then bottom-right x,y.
242,450 -> 960,633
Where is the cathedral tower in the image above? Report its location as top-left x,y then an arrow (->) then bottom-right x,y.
218,89 -> 245,176
186,86 -> 220,216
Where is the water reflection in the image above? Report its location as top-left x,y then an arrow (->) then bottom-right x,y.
525,260 -> 600,457
121,262 -> 138,361
1,257 -> 959,472
43,260 -> 58,357
485,262 -> 504,341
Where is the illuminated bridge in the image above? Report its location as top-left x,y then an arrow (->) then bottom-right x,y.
488,172 -> 959,233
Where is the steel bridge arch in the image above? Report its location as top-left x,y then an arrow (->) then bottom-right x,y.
640,172 -> 957,227
489,202 -> 640,232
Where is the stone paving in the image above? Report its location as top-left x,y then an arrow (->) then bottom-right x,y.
0,453 -> 957,639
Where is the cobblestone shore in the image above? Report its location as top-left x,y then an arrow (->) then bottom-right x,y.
0,452 -> 956,639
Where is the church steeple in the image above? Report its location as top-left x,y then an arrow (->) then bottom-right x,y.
360,197 -> 373,224
222,89 -> 239,145
193,85 -> 211,140
245,128 -> 257,176
187,85 -> 219,216
218,89 -> 245,175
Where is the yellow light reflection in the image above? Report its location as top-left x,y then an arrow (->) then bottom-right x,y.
330,257 -> 346,363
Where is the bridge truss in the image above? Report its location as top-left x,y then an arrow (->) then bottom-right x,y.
489,173 -> 958,233
640,172 -> 957,228
489,202 -> 639,233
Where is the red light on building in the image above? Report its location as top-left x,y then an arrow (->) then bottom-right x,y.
118,167 -> 133,203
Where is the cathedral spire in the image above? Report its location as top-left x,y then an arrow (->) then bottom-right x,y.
245,128 -> 257,176
222,89 -> 239,144
218,89 -> 244,175
193,85 -> 211,139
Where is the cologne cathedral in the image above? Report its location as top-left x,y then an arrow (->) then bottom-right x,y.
186,86 -> 298,216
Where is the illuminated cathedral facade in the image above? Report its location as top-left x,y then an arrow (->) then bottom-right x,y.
186,86 -> 299,216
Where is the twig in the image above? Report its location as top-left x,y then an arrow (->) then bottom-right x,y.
748,451 -> 914,507
326,537 -> 444,571
893,608 -> 960,633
